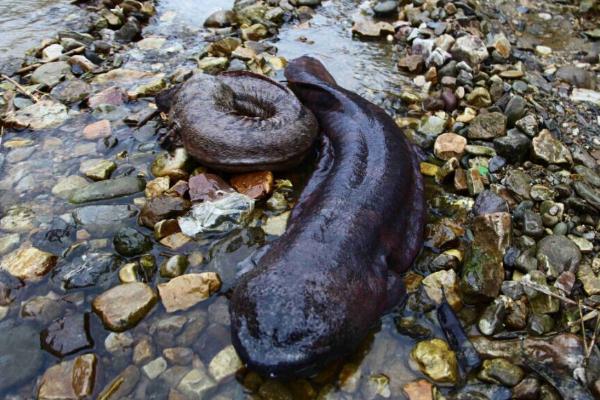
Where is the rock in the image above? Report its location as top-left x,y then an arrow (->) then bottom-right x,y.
567,235 -> 593,253
468,112 -> 507,139
80,159 -> 117,181
154,219 -> 181,240
139,195 -> 191,228
555,66 -> 596,89
145,177 -> 170,198
0,322 -> 44,392
38,354 -> 97,399
204,10 -> 236,28
537,235 -> 581,278
178,193 -> 255,238
488,33 -> 511,58
128,77 -> 167,99
478,297 -> 507,335
133,338 -> 155,365
31,61 -> 71,87
411,339 -> 458,384
70,176 -> 145,203
472,190 -> 509,216
160,255 -> 189,278
41,313 -> 93,357
493,129 -> 531,163
52,175 -> 89,199
69,55 -> 97,73
50,79 -> 92,103
373,0 -> 398,16
515,114 -> 538,137
478,358 -> 524,387
208,345 -> 243,382
83,119 -> 112,140
0,206 -> 36,233
398,55 -> 424,73
20,292 -> 62,322
115,18 -> 141,42
152,149 -> 190,181
197,56 -> 229,73
262,211 -> 290,236
1,246 -> 57,281
421,269 -> 462,310
460,242 -> 504,302
88,87 -> 127,108
351,20 -> 394,37
504,95 -> 527,127
573,181 -> 600,210
92,282 -> 157,332
5,100 -> 68,130
97,365 -> 140,399
522,210 -> 544,238
451,35 -> 489,66
163,347 -> 193,366
143,357 -> 168,380
230,171 -> 274,199
0,234 -> 20,256
532,130 -> 572,165
466,87 -> 492,107
536,45 -> 552,56
467,168 -> 485,195
188,173 -> 234,202
472,212 -> 512,254
177,368 -> 217,400
403,380 -> 433,400
160,233 -> 192,250
105,332 -> 134,354
73,204 -> 137,227
113,227 -> 152,257
434,133 -> 467,160
512,377 -> 541,399
577,263 -> 600,295
505,170 -> 531,200
42,44 -> 63,60
157,272 -> 221,313
570,88 -> 600,106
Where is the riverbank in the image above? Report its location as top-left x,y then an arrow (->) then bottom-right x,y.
1,0 -> 600,399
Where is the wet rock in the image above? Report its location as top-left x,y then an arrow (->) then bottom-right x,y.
460,242 -> 504,302
422,269 -> 462,310
52,175 -> 89,200
373,0 -> 398,16
468,112 -> 507,139
230,171 -> 274,199
177,368 -> 217,400
0,322 -> 44,392
434,133 -> 467,160
448,384 -> 511,400
154,219 -> 181,240
115,17 -> 141,42
31,61 -> 71,87
83,119 -> 112,140
466,87 -> 492,108
478,358 -> 524,387
56,252 -> 119,290
472,190 -> 509,216
528,313 -> 554,335
204,10 -> 236,28
37,353 -> 97,399
157,272 -> 221,313
80,159 -> 117,181
0,270 -> 21,305
577,263 -> 600,295
92,282 -> 157,332
555,66 -> 596,89
73,204 -> 137,227
151,148 -> 190,181
478,297 -> 507,335
1,246 -> 57,281
189,173 -> 234,202
139,195 -> 191,228
70,176 -> 145,203
493,129 -> 531,163
398,55 -> 424,73
97,365 -> 140,399
504,95 -> 527,127
178,193 -> 255,238
0,206 -> 36,233
411,339 -> 458,384
352,20 -> 394,37
573,181 -> 600,210
197,56 -> 229,73
50,79 -> 91,103
143,357 -> 168,380
262,211 -> 290,236
160,232 -> 192,250
505,170 -> 531,200
163,347 -> 193,366
403,380 -> 433,400
41,313 -> 93,357
570,88 -> 600,105
5,100 -> 68,130
145,177 -> 171,198
88,87 -> 127,108
515,114 -> 538,137
451,34 -> 489,66
160,255 -> 189,278
532,130 -> 572,165
536,235 -> 581,278
512,377 -> 541,399
133,338 -> 155,365
522,210 -> 544,238
113,227 -> 152,257
208,345 -> 243,382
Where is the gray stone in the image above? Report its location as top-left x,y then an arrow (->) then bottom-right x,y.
31,61 -> 71,87
50,79 -> 91,103
468,112 -> 507,139
493,129 -> 531,163
0,321 -> 44,391
113,227 -> 153,257
451,34 -> 489,66
373,0 -> 398,16
73,204 -> 138,226
70,176 -> 146,203
537,235 -> 582,278
532,130 -> 572,165
522,210 -> 544,238
505,95 -> 527,127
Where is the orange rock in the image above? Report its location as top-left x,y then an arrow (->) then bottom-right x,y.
403,379 -> 433,400
230,171 -> 274,199
83,120 -> 112,140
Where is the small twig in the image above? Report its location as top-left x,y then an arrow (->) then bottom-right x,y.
16,45 -> 86,75
579,300 -> 589,356
568,309 -> 599,327
586,315 -> 600,361
520,279 -> 596,311
0,74 -> 40,103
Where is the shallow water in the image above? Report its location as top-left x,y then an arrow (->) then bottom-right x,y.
0,0 -> 445,398
0,0 -> 87,67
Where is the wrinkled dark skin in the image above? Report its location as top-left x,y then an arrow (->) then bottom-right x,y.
230,56 -> 426,378
169,71 -> 318,172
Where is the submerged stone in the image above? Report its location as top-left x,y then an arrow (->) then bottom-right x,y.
92,282 -> 157,332
1,246 -> 57,281
54,252 -> 118,290
158,272 -> 221,313
411,339 -> 458,384
69,176 -> 146,203
0,322 -> 45,392
113,227 -> 153,257
5,100 -> 68,130
41,313 -> 93,357
37,354 -> 97,399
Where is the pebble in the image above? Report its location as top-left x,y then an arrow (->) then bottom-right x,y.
92,282 -> 157,331
478,358 -> 524,387
1,246 -> 57,281
230,171 -> 274,199
208,345 -> 243,382
83,119 -> 112,140
41,313 -> 93,357
143,357 -> 168,380
468,112 -> 507,139
411,339 -> 458,383
532,130 -> 573,165
451,34 -> 489,66
157,272 -> 221,312
433,132 -> 467,160
37,354 -> 97,399
70,176 -> 146,203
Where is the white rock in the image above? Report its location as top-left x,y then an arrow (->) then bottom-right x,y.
208,346 -> 242,382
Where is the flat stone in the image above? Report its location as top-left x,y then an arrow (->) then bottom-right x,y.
41,313 -> 93,357
556,65 -> 596,89
160,232 -> 192,250
31,61 -> 71,87
0,322 -> 45,392
468,112 -> 507,139
177,368 -> 217,400
262,211 -> 290,236
158,272 -> 221,313
69,176 -> 145,204
73,204 -> 137,226
113,227 -> 153,257
139,195 -> 191,228
352,20 -> 394,37
5,100 -> 68,130
188,173 -> 234,202
143,357 -> 168,380
37,355 -> 97,400
537,235 -> 581,279
1,246 -> 57,281
88,87 -> 127,108
83,119 -> 112,140
92,282 -> 157,332
50,79 -> 92,103
493,129 -> 531,163
52,175 -> 89,199
230,171 -> 274,199
97,365 -> 140,399
478,358 -> 524,387
0,233 -> 20,256
151,148 -> 190,181
145,177 -> 170,198
80,159 -> 117,181
532,130 -> 572,165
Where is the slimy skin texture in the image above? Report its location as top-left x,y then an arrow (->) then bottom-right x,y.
169,71 -> 318,172
230,56 -> 425,378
